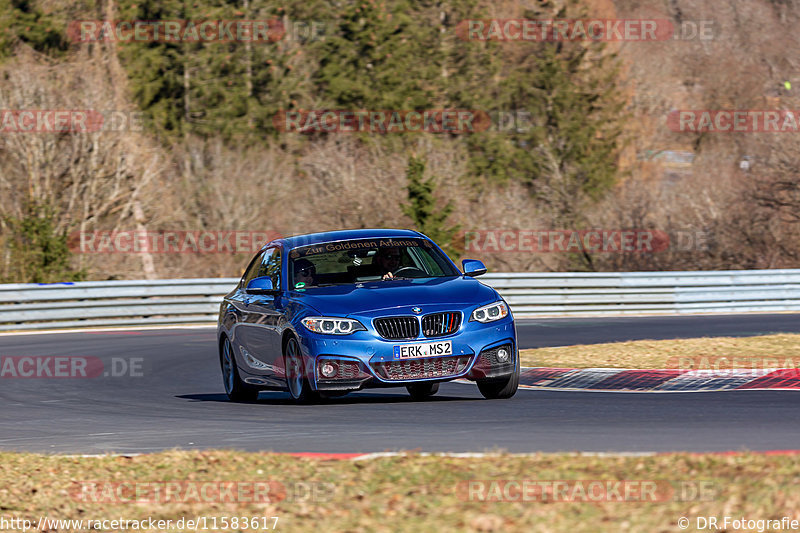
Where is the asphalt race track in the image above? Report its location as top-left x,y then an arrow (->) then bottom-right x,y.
1,314 -> 799,454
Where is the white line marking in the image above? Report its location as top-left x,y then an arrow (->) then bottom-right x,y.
55,451 -> 660,460
0,324 -> 215,336
60,453 -> 142,458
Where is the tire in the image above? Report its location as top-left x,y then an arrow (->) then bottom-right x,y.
220,336 -> 260,402
284,336 -> 320,403
477,356 -> 519,400
406,382 -> 440,400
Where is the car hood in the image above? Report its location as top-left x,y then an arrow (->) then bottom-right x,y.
287,276 -> 498,317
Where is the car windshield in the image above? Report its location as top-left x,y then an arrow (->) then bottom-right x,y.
289,237 -> 460,289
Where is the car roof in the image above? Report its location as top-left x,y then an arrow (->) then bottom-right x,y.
272,228 -> 425,250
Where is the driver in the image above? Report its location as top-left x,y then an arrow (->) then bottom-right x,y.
293,258 -> 317,287
374,246 -> 402,280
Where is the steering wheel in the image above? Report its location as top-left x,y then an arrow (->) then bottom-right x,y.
392,266 -> 427,278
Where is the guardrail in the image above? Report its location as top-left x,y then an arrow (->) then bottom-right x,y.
1,269 -> 799,330
0,279 -> 235,331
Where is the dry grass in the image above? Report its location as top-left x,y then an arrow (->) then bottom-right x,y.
519,334 -> 800,369
1,450 -> 799,532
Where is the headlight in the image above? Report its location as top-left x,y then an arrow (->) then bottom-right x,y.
470,301 -> 509,323
301,317 -> 366,335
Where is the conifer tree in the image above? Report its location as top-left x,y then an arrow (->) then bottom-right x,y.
2,203 -> 85,283
314,0 -> 441,109
0,0 -> 67,59
402,156 -> 459,256
454,2 -> 626,207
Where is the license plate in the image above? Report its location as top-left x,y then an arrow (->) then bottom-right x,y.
393,340 -> 452,359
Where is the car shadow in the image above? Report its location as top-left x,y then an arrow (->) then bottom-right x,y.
176,391 -> 483,405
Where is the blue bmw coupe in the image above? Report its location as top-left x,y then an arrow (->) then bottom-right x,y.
217,229 -> 519,402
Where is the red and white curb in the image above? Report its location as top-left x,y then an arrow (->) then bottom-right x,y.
514,367 -> 800,392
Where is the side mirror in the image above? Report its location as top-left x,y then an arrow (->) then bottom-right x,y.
245,276 -> 277,294
462,259 -> 487,277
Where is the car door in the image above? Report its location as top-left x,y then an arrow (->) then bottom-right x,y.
237,246 -> 284,380
227,248 -> 263,351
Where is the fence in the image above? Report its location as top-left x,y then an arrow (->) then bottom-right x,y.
1,269 -> 799,330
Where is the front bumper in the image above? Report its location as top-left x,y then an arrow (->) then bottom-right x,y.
298,317 -> 517,391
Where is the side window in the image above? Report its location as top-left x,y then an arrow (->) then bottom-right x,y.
241,250 -> 265,288
257,247 -> 282,290
409,247 -> 444,275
